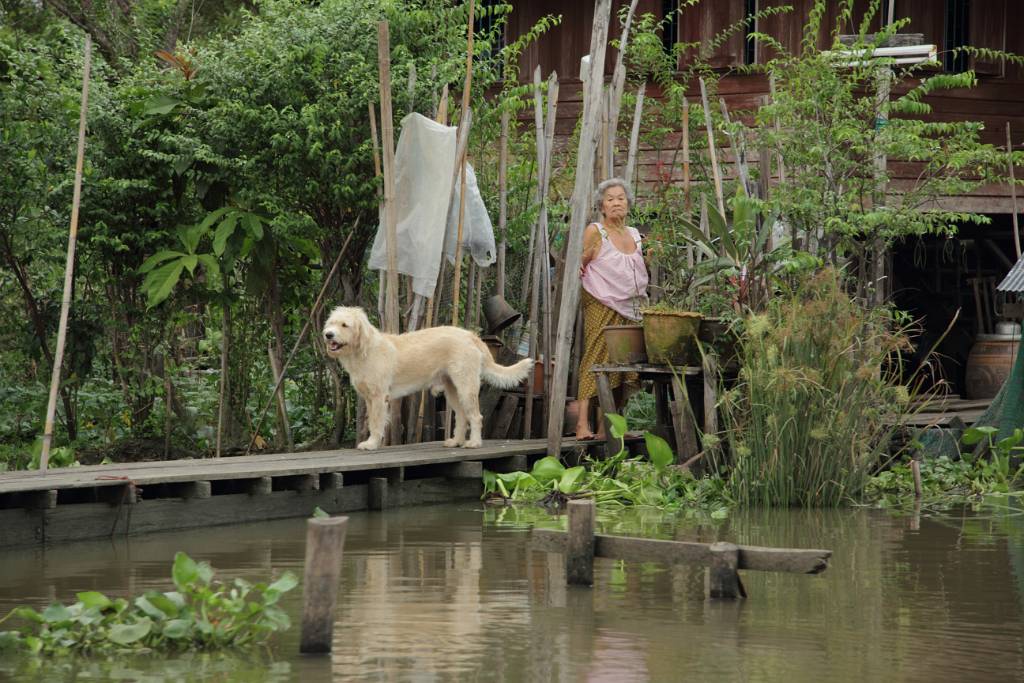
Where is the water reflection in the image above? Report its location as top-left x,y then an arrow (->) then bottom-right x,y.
0,501 -> 1022,682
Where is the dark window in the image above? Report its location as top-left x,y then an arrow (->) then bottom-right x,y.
663,0 -> 680,53
474,0 -> 505,57
944,0 -> 970,73
744,0 -> 757,65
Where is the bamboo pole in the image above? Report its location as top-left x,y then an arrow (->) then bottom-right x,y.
624,82 -> 646,190
523,66 -> 549,437
450,0 -> 476,326
546,0 -> 612,455
871,66 -> 892,307
267,342 -> 294,451
719,98 -> 751,196
497,109 -> 509,299
608,0 -> 640,176
540,73 -> 559,427
519,66 -> 545,311
1007,122 -> 1021,260
682,96 -> 691,213
245,227 -> 356,456
407,62 -> 417,113
377,23 -> 400,335
698,77 -> 726,219
368,102 -> 386,323
41,35 -> 92,471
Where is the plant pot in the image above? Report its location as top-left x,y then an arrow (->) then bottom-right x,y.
603,325 -> 647,365
641,309 -> 702,365
532,358 -> 555,388
965,332 -> 1020,399
698,317 -> 738,368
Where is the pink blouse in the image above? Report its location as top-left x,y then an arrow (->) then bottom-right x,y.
581,224 -> 649,321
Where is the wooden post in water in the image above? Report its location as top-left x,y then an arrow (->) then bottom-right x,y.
566,498 -> 595,585
300,515 -> 349,654
707,541 -> 745,599
911,458 -> 922,499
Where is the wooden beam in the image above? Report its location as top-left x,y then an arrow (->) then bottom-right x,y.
566,499 -> 595,585
497,109 -> 509,299
1008,122 -> 1020,259
532,529 -> 831,574
546,0 -> 613,456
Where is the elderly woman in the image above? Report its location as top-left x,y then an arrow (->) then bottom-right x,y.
574,178 -> 649,441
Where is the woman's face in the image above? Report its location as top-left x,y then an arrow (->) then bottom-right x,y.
601,186 -> 629,220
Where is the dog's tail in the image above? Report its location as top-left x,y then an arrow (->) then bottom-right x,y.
475,338 -> 533,389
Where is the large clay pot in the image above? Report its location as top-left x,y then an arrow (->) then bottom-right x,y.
603,325 -> 647,364
641,310 -> 702,365
965,332 -> 1020,399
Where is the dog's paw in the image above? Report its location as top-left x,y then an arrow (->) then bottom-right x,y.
356,439 -> 380,450
462,439 -> 483,448
443,438 -> 462,448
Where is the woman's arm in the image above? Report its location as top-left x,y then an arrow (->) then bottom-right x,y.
580,223 -> 602,273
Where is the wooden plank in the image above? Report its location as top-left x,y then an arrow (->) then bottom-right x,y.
0,440 -> 561,496
670,375 -> 699,462
490,395 -> 519,439
533,529 -> 831,574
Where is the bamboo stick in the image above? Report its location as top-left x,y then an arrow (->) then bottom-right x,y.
450,0 -> 476,326
698,77 -> 726,219
407,61 -> 417,113
607,0 -> 640,176
41,35 -> 92,471
718,98 -> 751,196
546,0 -> 612,455
377,24 -> 400,335
540,73 -> 559,426
523,66 -> 549,437
267,342 -> 294,451
245,227 -> 356,456
1008,122 -> 1020,260
624,82 -> 646,190
464,260 -> 477,328
682,96 -> 691,213
368,102 -> 386,323
497,109 -> 509,299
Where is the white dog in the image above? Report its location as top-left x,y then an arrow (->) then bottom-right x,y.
323,306 -> 532,450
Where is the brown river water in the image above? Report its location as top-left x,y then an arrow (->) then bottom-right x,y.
1,500 -> 1022,682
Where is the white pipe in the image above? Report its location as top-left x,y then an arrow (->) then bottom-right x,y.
824,44 -> 937,62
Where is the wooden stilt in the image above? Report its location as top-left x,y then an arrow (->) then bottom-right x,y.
707,542 -> 745,599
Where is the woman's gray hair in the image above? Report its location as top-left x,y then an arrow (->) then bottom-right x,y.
593,177 -> 633,214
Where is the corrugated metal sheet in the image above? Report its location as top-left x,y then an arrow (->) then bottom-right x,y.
998,258 -> 1024,293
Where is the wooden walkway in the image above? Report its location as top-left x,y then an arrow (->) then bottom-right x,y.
0,439 -> 558,548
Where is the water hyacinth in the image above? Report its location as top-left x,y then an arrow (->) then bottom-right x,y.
715,269 -> 912,507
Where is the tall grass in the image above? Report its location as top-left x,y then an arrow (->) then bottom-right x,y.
716,270 -> 912,507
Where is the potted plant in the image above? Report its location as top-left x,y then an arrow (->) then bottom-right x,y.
603,267 -> 648,365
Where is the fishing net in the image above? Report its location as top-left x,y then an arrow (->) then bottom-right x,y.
368,112 -> 495,299
918,341 -> 1024,457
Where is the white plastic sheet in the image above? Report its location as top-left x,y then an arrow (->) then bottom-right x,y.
368,112 -> 496,298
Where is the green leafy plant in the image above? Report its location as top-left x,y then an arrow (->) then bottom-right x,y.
0,552 -> 297,655
717,268 -> 913,507
483,413 -> 730,514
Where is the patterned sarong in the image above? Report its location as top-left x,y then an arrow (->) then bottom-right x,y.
577,290 -> 640,402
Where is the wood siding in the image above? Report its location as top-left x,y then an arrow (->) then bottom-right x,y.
508,0 -> 1024,210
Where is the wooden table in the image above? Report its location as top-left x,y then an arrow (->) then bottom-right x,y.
590,360 -> 719,462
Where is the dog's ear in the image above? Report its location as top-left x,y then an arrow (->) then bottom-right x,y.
353,308 -> 372,351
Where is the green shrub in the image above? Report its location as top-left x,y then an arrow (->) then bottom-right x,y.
717,269 -> 911,507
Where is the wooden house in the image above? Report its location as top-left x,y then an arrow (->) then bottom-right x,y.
501,0 -> 1024,397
